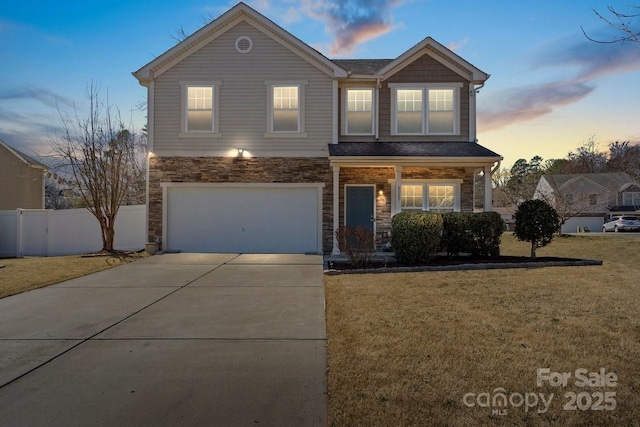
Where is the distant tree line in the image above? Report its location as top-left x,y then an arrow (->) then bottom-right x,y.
493,136 -> 640,208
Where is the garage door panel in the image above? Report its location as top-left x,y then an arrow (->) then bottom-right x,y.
166,186 -> 319,254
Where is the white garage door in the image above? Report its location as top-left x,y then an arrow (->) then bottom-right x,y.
561,217 -> 604,233
164,184 -> 321,254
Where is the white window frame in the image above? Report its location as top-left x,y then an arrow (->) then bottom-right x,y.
400,184 -> 424,210
623,192 -> 640,205
342,87 -> 375,135
389,83 -> 462,136
179,81 -> 222,138
265,80 -> 308,137
390,179 -> 462,213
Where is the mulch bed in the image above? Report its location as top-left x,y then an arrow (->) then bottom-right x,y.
325,256 -> 603,274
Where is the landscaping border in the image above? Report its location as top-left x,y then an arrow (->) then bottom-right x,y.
324,258 -> 603,275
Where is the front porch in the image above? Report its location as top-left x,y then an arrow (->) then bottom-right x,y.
330,161 -> 496,254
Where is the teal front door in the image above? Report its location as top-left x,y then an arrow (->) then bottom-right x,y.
345,186 -> 375,233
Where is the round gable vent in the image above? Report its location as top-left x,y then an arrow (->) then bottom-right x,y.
235,36 -> 253,54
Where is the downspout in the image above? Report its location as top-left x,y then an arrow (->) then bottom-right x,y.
469,81 -> 485,143
491,160 -> 501,175
375,78 -> 381,140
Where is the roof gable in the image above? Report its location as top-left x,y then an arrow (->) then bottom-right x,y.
133,2 -> 347,83
376,37 -> 489,83
542,173 -> 633,195
0,140 -> 47,170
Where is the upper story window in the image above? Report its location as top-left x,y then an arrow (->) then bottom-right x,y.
623,192 -> 640,205
390,83 -> 461,135
273,86 -> 299,132
397,89 -> 423,134
344,88 -> 374,135
265,81 -> 307,136
187,86 -> 213,132
180,81 -> 221,137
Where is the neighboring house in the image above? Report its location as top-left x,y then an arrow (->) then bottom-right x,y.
0,140 -> 47,210
534,173 -> 640,233
493,207 -> 515,231
133,2 -> 502,254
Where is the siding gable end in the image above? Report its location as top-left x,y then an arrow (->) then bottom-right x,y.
134,3 -> 346,83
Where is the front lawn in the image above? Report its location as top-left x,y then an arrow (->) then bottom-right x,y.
325,235 -> 640,426
0,253 -> 146,299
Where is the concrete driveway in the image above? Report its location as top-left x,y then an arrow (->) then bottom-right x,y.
0,253 -> 326,426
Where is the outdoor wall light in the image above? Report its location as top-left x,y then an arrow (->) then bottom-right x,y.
237,148 -> 244,158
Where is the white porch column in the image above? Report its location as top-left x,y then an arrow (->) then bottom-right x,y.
394,165 -> 403,215
332,165 -> 340,254
484,165 -> 492,212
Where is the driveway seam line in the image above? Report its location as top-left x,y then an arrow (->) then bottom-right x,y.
0,255 -> 242,390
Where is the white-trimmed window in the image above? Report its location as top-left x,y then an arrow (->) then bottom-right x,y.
400,185 -> 423,209
397,89 -> 423,134
390,83 -> 461,135
428,185 -> 455,210
180,82 -> 221,136
623,192 -> 640,205
394,180 -> 461,212
344,88 -> 374,135
266,81 -> 307,135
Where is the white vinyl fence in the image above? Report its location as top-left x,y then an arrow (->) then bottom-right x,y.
0,205 -> 145,257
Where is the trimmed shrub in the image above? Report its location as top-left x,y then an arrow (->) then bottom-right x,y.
467,211 -> 504,257
440,212 -> 471,256
391,211 -> 443,265
514,199 -> 561,258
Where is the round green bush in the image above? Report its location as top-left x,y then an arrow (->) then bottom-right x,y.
391,211 -> 443,265
514,199 -> 561,258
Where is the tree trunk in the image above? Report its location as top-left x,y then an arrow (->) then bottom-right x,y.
530,241 -> 536,259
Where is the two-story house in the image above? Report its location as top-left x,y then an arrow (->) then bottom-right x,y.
535,172 -> 640,233
0,139 -> 46,210
133,2 -> 502,254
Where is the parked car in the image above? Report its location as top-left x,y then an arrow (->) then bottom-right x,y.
602,216 -> 640,232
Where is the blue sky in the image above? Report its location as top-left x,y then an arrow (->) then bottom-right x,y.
1,0 -> 639,168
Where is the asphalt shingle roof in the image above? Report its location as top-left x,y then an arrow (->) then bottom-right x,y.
328,142 -> 502,158
331,59 -> 394,75
542,173 -> 632,192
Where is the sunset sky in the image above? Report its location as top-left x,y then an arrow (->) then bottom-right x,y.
1,0 -> 639,168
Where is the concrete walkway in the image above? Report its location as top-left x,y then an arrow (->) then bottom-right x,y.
0,253 -> 326,426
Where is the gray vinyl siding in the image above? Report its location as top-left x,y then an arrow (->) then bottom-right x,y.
153,21 -> 333,156
0,145 -> 44,210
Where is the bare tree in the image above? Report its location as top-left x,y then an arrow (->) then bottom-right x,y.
49,82 -> 145,252
582,5 -> 640,43
171,14 -> 215,43
566,136 -> 609,173
608,141 -> 640,182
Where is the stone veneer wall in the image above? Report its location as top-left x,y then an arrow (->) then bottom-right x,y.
339,167 -> 474,247
148,157 -> 333,252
